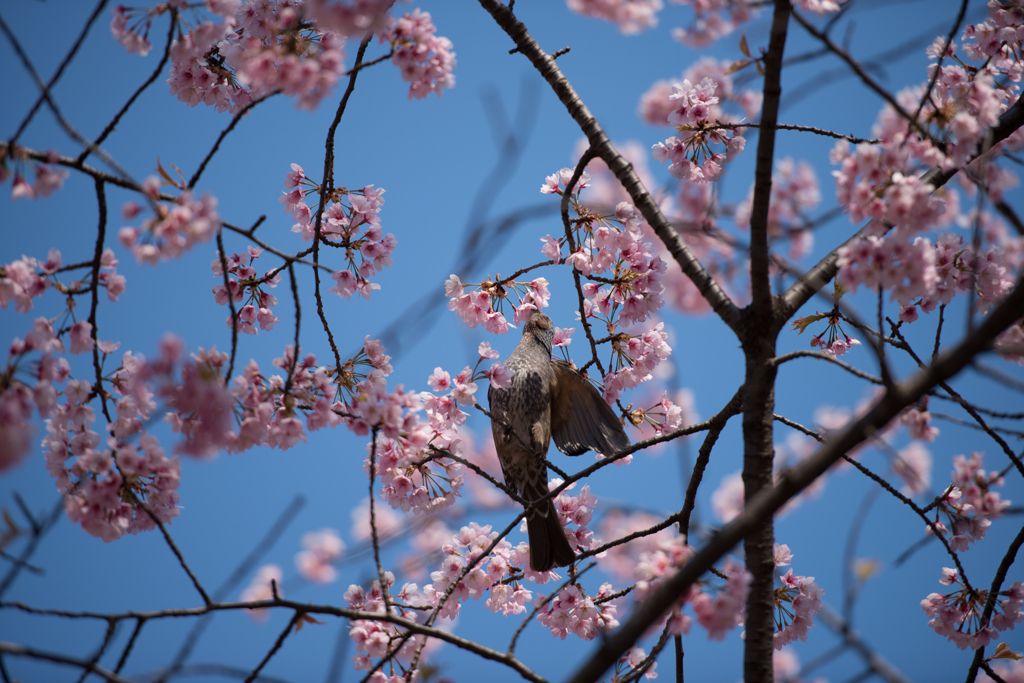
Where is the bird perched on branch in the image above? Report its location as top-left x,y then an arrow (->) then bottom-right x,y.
488,310 -> 630,572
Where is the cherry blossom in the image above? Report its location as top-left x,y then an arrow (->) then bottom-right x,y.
378,9 -> 456,99
119,179 -> 220,264
734,157 -> 820,260
295,528 -> 346,584
566,0 -> 664,34
927,452 -> 1010,551
603,323 -> 672,404
651,77 -> 746,183
893,442 -> 932,497
163,0 -> 347,112
639,57 -> 762,127
921,570 -> 1023,649
771,549 -> 825,649
445,272 -> 551,334
212,246 -> 281,334
668,0 -> 755,48
692,557 -> 752,640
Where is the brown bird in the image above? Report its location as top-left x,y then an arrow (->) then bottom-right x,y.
488,310 -> 630,572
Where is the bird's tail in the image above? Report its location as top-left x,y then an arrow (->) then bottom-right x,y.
523,481 -> 576,573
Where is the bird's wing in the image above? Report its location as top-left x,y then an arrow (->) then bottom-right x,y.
549,360 -> 630,457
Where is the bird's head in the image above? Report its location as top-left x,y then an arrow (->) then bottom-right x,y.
523,310 -> 554,356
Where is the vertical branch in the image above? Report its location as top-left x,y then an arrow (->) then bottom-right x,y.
741,1 -> 791,681
877,289 -> 892,387
678,389 -> 743,540
216,230 -> 239,380
89,177 -> 111,421
747,0 -> 790,312
560,147 -> 605,374
283,262 -> 302,396
367,428 -> 393,610
312,33 -> 375,375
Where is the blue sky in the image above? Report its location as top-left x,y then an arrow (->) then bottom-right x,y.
2,0 -> 1022,681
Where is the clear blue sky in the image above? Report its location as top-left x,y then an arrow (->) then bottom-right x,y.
2,1 -> 1021,681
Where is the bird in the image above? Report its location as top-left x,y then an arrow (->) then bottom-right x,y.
488,309 -> 631,572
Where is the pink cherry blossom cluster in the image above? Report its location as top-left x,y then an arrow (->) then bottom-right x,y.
368,430 -> 464,516
928,452 -> 1010,551
791,308 -> 862,358
279,165 -> 394,299
548,144 -> 737,318
692,557 -> 752,640
350,589 -> 438,679
835,232 -> 940,307
295,528 -> 345,583
43,349 -> 182,541
630,391 -> 693,439
422,522 -> 530,622
163,0 -> 346,113
305,0 -> 392,38
831,142 -> 949,233
1,248 -> 125,317
420,486 -> 602,626
627,535 -> 747,641
734,157 -> 820,260
377,10 -> 456,99
951,452 -> 1011,521
962,2 -> 1024,64
444,273 -> 552,334
651,78 -> 746,183
832,23 -> 1023,234
900,401 -> 939,442
536,581 -> 621,641
1,317 -> 73,471
5,148 -> 69,202
921,568 -> 1023,650
596,509 -> 679,580
794,0 -> 848,13
667,0 -> 754,48
211,245 -> 282,334
119,177 -> 220,264
617,645 -> 659,680
913,23 -> 1022,172
63,432 -> 182,543
109,2 -> 168,56
346,574 -> 436,678
1,252 -> 55,313
771,544 -> 824,649
602,323 -> 672,404
344,572 -> 400,613
552,481 -> 599,555
997,318 -> 1024,364
892,442 -> 932,497
639,57 -> 762,128
565,0 -> 663,35
559,203 -> 668,332
839,229 -> 1018,322
161,345 -> 237,457
540,167 -> 592,197
354,359 -> 493,517
226,346 -> 335,452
